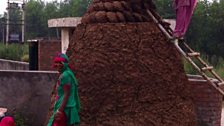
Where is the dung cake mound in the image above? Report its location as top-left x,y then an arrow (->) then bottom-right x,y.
67,0 -> 197,125
81,0 -> 156,23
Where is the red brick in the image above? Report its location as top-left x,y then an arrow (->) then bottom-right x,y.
37,39 -> 61,71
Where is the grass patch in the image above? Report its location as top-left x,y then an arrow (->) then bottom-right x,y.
0,43 -> 29,62
183,55 -> 224,79
13,112 -> 26,126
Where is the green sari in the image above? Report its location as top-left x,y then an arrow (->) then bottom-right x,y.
47,62 -> 80,126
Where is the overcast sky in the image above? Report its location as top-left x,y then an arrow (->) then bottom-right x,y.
0,0 -> 214,15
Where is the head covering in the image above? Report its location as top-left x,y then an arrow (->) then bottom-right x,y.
53,53 -> 69,63
52,53 -> 70,71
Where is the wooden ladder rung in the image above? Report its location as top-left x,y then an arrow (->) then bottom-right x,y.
201,66 -> 213,71
208,78 -> 214,81
187,52 -> 200,57
147,9 -> 224,94
218,82 -> 224,86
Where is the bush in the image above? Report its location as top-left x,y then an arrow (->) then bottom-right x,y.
13,112 -> 26,126
21,54 -> 29,62
183,54 -> 224,79
0,43 -> 29,62
183,58 -> 197,75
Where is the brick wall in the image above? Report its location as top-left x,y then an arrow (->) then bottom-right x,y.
38,40 -> 61,71
188,75 -> 222,126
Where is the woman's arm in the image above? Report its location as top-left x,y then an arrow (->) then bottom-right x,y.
55,84 -> 71,120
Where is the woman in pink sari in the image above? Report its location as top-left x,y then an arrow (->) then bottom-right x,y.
0,108 -> 15,126
173,0 -> 197,39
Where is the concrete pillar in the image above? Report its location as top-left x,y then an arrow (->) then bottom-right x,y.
61,28 -> 69,53
48,17 -> 81,53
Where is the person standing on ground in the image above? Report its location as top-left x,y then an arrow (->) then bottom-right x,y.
172,0 -> 197,40
47,53 -> 81,126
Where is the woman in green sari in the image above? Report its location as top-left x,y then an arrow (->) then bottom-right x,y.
48,53 -> 81,126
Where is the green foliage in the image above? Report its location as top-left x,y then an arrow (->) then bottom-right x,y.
13,112 -> 26,126
21,54 -> 29,62
58,0 -> 91,17
213,56 -> 224,78
183,54 -> 224,78
183,58 -> 197,75
0,43 -> 29,61
25,0 -> 47,39
154,0 -> 175,18
186,1 -> 224,58
24,0 -> 91,40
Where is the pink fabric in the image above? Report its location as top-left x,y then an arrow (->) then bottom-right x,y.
54,57 -> 66,63
51,57 -> 66,68
55,80 -> 60,101
173,0 -> 197,38
52,112 -> 67,126
173,0 -> 191,9
0,117 -> 16,126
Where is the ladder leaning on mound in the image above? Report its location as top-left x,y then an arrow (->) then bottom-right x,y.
146,9 -> 224,95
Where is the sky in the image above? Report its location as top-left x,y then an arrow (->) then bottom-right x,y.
0,0 -> 214,15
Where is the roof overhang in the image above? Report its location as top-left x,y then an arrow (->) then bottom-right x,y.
48,17 -> 82,28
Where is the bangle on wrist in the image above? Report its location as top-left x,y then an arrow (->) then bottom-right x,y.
57,110 -> 62,114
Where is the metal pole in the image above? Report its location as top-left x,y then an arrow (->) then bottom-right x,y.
2,20 -> 5,43
6,0 -> 10,45
21,2 -> 25,43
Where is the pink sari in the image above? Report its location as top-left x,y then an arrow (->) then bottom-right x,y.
0,117 -> 16,126
173,0 -> 197,38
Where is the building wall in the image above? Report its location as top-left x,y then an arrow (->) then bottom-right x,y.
38,40 -> 61,71
0,59 -> 29,70
0,70 -> 58,126
188,75 -> 222,126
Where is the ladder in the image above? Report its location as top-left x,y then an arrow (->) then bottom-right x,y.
146,9 -> 224,95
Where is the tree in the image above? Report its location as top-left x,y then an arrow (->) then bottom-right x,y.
43,1 -> 60,38
24,0 -> 91,39
58,0 -> 91,17
0,17 -> 5,42
187,0 -> 224,59
154,0 -> 175,18
25,0 -> 46,39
